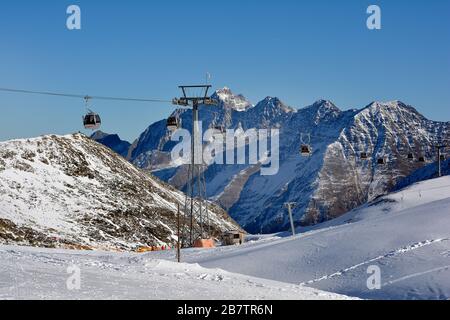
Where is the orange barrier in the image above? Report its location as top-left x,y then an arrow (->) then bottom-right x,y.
193,239 -> 216,249
136,247 -> 153,253
136,245 -> 173,253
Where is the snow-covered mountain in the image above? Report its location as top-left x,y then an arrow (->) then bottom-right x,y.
90,131 -> 131,158
392,159 -> 449,192
96,88 -> 449,234
0,134 -> 240,251
213,87 -> 253,112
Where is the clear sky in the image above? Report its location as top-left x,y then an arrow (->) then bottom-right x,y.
0,0 -> 449,142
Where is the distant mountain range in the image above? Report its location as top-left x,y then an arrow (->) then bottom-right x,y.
0,134 -> 240,250
91,131 -> 131,158
93,87 -> 450,233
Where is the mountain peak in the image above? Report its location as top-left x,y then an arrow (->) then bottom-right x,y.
301,99 -> 341,123
212,87 -> 252,111
258,96 -> 295,113
90,130 -> 110,140
215,86 -> 232,95
90,131 -> 131,158
367,100 -> 409,109
263,96 -> 280,103
312,99 -> 340,112
364,100 -> 423,118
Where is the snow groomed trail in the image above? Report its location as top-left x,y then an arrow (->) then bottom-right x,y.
168,177 -> 450,300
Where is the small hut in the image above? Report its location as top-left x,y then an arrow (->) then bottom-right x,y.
221,230 -> 245,246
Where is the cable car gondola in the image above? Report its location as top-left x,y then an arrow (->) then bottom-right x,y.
82,96 -> 101,130
300,145 -> 312,157
275,213 -> 284,224
83,111 -> 101,130
300,133 -> 312,157
167,116 -> 181,132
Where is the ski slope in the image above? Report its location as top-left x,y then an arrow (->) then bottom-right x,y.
1,177 -> 448,300
0,245 -> 352,300
154,176 -> 450,300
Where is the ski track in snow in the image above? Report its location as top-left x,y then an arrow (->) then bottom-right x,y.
160,177 -> 450,300
0,245 -> 354,300
300,239 -> 450,286
383,265 -> 450,287
301,239 -> 449,286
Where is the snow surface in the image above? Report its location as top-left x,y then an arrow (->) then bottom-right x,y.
150,177 -> 450,300
1,172 -> 449,300
0,245 -> 352,300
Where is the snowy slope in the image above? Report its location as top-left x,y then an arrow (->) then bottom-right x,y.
0,245 -> 353,300
0,134 -> 240,251
152,177 -> 450,300
2,176 -> 448,300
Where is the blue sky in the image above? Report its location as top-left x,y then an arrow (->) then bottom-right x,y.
0,0 -> 449,142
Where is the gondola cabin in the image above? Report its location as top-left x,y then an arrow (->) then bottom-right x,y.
83,112 -> 101,130
166,116 -> 180,132
300,145 -> 312,157
275,214 -> 284,224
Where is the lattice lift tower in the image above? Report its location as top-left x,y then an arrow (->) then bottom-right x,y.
172,85 -> 218,247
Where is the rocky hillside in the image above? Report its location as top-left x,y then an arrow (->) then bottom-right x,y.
94,88 -> 449,234
393,159 -> 450,191
301,101 -> 449,225
0,134 -> 240,251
